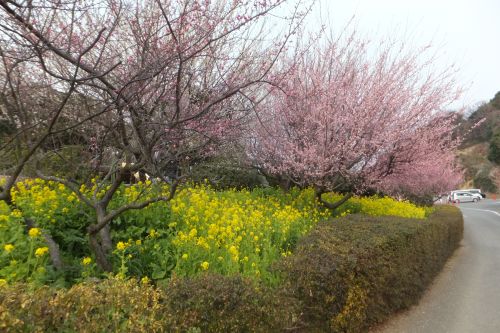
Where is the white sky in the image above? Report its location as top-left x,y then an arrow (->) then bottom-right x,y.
301,0 -> 500,109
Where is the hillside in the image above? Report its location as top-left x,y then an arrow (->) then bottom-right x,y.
457,91 -> 500,194
457,143 -> 500,194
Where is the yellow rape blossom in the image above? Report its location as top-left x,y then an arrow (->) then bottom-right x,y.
200,261 -> 209,270
10,209 -> 22,218
82,257 -> 92,265
188,228 -> 197,238
28,228 -> 41,238
116,241 -> 127,251
35,247 -> 49,257
3,244 -> 14,253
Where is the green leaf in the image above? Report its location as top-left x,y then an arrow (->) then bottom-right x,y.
152,269 -> 166,280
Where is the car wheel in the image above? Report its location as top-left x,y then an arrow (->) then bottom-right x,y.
473,198 -> 478,203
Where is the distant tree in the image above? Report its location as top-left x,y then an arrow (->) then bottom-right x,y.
474,167 -> 498,193
489,131 -> 500,164
459,89 -> 500,148
460,103 -> 496,145
248,33 -> 463,208
490,91 -> 500,110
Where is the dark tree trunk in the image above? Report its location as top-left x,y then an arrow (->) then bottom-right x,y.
89,231 -> 112,272
25,217 -> 64,270
315,188 -> 353,211
99,224 -> 113,254
279,178 -> 292,192
89,206 -> 113,272
42,231 -> 64,270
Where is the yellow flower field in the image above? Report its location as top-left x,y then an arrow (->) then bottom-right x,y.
1,179 -> 431,285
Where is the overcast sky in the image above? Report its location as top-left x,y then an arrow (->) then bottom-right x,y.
303,0 -> 500,109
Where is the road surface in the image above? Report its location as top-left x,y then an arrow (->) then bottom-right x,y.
372,199 -> 500,333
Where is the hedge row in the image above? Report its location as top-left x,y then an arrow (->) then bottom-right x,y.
0,206 -> 463,332
277,205 -> 463,332
0,275 -> 296,333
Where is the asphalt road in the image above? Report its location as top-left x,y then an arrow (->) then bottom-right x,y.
372,199 -> 500,333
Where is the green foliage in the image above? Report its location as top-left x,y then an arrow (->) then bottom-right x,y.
0,202 -> 53,286
0,119 -> 16,147
490,91 -> 500,109
405,194 -> 434,206
33,145 -> 93,181
275,206 -> 463,332
9,179 -> 92,283
488,131 -> 500,164
188,157 -> 268,189
473,168 -> 498,193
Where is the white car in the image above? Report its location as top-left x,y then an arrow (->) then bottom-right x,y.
463,188 -> 486,199
450,191 -> 479,203
467,192 -> 483,201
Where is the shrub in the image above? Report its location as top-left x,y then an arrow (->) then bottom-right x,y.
321,192 -> 430,218
165,274 -> 296,332
488,131 -> 500,164
473,167 -> 498,193
0,275 -> 295,332
275,205 -> 463,332
0,279 -> 167,333
188,157 -> 269,190
29,145 -> 93,181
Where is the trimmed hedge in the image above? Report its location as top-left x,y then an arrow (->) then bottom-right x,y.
165,274 -> 296,332
276,205 -> 463,332
0,206 -> 463,332
0,275 -> 296,333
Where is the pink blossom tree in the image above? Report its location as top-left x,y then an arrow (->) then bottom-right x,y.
0,0 -> 310,270
248,33 -> 463,209
381,151 -> 464,200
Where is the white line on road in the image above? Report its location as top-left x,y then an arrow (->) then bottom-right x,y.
460,207 -> 500,217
